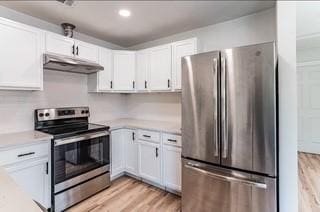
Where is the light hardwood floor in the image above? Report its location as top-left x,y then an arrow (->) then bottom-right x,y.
67,176 -> 181,212
299,152 -> 320,212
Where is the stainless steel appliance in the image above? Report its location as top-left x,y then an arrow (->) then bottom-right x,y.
35,107 -> 110,212
43,53 -> 104,74
181,42 -> 277,212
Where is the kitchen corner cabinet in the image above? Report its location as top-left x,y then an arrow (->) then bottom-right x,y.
149,44 -> 172,91
113,51 -> 136,91
111,130 -> 125,178
138,140 -> 161,184
88,47 -> 113,92
45,32 -> 99,63
0,18 -> 44,90
172,38 -> 197,90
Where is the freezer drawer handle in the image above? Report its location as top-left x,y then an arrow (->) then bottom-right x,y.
185,163 -> 267,189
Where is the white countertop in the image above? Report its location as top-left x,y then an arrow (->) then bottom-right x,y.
98,118 -> 181,135
0,168 -> 42,212
0,130 -> 52,150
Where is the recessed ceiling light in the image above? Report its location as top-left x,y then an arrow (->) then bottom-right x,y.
119,9 -> 131,17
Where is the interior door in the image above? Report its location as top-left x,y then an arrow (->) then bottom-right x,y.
181,51 -> 220,164
220,42 -> 277,176
182,158 -> 277,212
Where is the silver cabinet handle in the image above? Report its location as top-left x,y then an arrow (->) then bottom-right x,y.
185,163 -> 267,189
221,57 -> 228,158
213,58 -> 219,157
54,131 -> 109,146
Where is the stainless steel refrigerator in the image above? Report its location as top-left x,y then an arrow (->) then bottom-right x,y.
181,42 -> 277,212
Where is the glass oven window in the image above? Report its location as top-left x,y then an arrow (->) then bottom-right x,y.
54,135 -> 109,184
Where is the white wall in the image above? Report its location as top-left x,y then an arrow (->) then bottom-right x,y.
277,1 -> 298,212
0,71 -> 127,134
125,93 -> 181,123
126,8 -> 276,122
129,8 -> 276,52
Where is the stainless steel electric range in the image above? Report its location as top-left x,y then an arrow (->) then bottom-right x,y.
35,107 -> 110,212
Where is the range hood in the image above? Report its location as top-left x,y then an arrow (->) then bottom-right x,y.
43,53 -> 104,74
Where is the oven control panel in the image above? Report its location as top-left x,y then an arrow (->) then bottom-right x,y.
36,107 -> 89,121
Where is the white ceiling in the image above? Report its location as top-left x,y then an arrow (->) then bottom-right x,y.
0,1 -> 275,47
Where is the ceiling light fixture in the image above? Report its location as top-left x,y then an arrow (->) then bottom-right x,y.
119,9 -> 131,17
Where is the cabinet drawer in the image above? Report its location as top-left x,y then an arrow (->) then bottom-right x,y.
163,134 -> 181,147
137,130 -> 160,143
0,142 -> 49,166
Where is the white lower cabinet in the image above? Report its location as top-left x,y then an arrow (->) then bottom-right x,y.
138,140 -> 161,184
0,141 -> 50,209
124,129 -> 139,176
6,158 -> 49,208
110,129 -> 181,193
111,129 -> 125,178
163,145 -> 181,191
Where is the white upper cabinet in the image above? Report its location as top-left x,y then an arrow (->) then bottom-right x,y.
46,33 -> 98,63
113,51 -> 136,91
136,49 -> 149,90
74,40 -> 99,62
0,18 -> 44,90
88,47 -> 113,92
172,38 -> 197,90
149,44 -> 172,91
45,32 -> 74,57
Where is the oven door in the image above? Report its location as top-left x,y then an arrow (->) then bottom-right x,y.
53,131 -> 110,189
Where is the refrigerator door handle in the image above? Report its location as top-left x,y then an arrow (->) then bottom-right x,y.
185,163 -> 267,189
221,57 -> 228,158
213,58 -> 219,157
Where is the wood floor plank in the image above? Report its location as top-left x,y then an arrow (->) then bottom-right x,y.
67,176 -> 181,212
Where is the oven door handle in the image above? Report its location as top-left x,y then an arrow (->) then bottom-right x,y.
54,131 -> 109,146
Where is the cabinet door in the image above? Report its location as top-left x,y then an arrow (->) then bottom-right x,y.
75,40 -> 99,62
163,145 -> 181,191
46,32 -> 74,57
172,38 -> 197,89
111,130 -> 125,178
136,49 -> 149,90
0,18 -> 44,90
149,44 -> 172,90
124,130 -> 139,175
97,47 -> 113,91
138,140 -> 161,184
6,158 -> 49,209
113,51 -> 136,91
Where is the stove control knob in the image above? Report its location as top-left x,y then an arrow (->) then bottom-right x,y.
81,110 -> 85,114
45,113 -> 50,117
85,110 -> 89,114
39,113 -> 44,117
